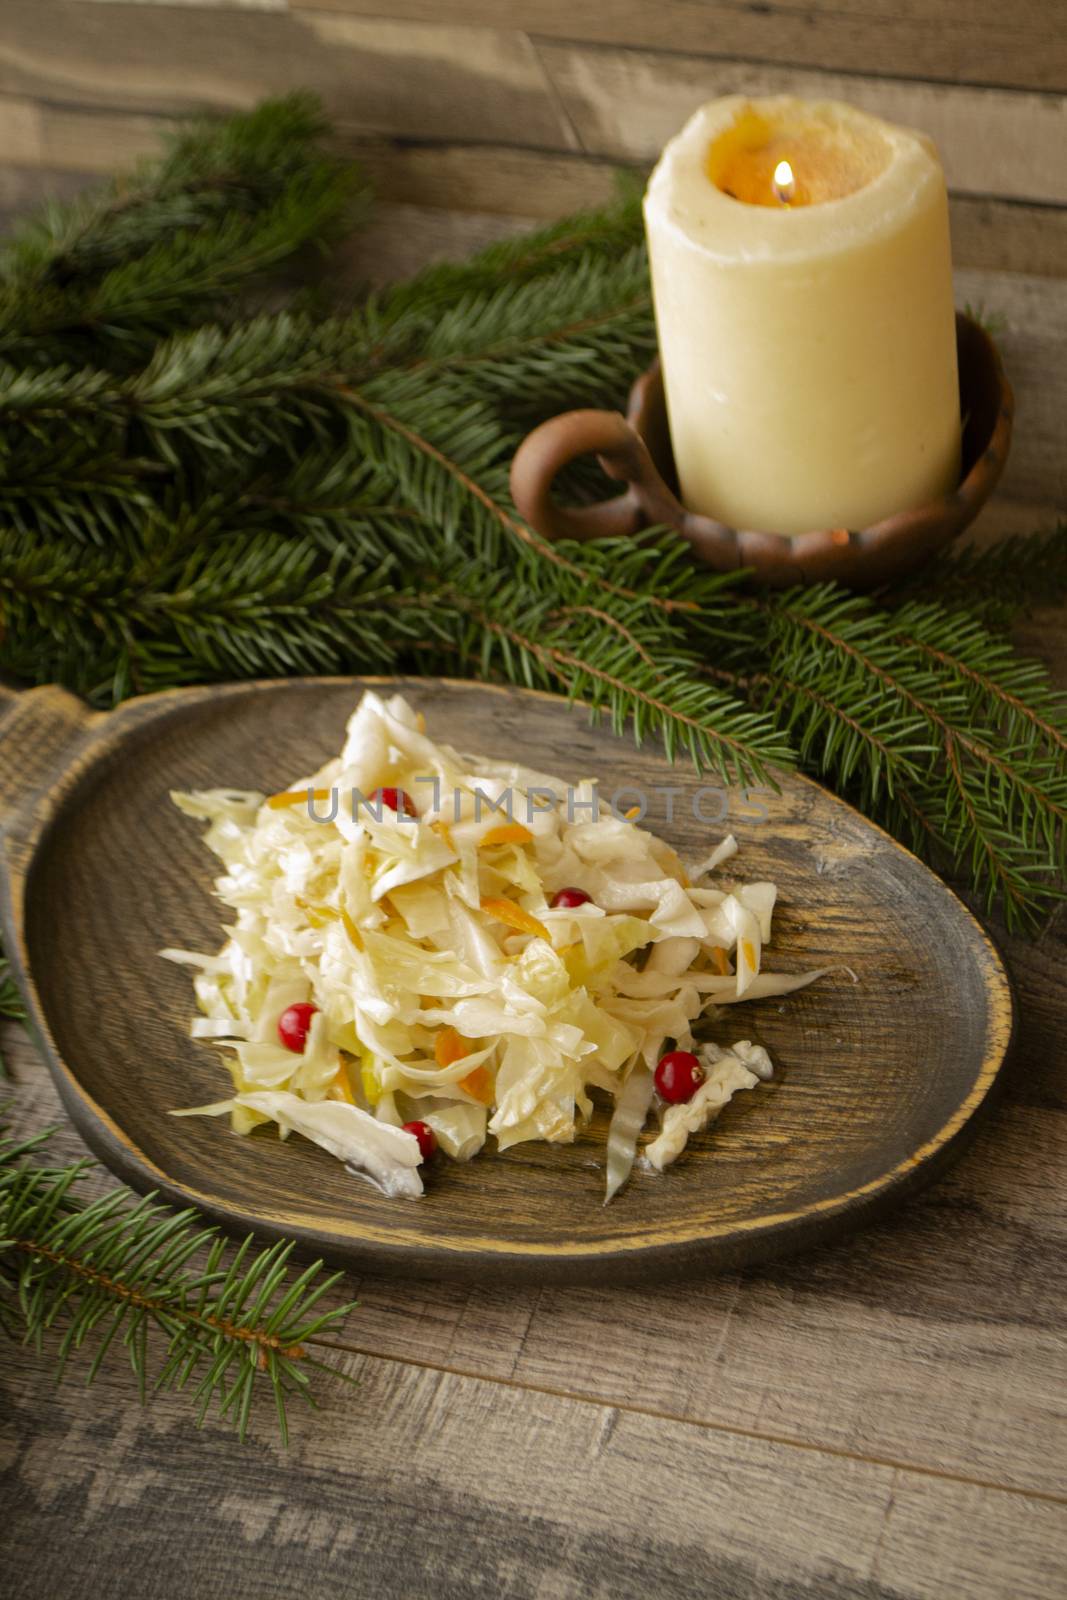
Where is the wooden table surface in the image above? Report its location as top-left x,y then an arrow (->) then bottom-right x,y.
2,199 -> 1066,1600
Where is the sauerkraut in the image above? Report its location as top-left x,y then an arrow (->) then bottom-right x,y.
164,691 -> 829,1201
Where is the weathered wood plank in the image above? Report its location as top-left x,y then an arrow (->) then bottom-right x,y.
955,268 -> 1067,509
340,198 -> 531,285
4,4 -> 1067,206
291,0 -> 1067,94
0,100 -> 173,174
352,139 -> 1067,279
3,95 -> 1066,281
355,145 -> 1067,281
0,4 -> 575,149
2,1274 -> 1066,1600
967,496 -> 1063,549
538,39 -> 1067,205
78,0 -> 286,8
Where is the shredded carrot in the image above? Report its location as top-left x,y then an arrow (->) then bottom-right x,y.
480,896 -> 550,942
740,937 -> 757,971
457,1064 -> 494,1105
711,946 -> 731,976
296,897 -> 338,929
434,1026 -> 474,1069
623,805 -> 642,821
267,787 -> 333,810
331,1059 -> 355,1104
479,822 -> 533,848
416,712 -> 426,734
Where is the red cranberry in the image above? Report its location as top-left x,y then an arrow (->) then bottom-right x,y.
551,887 -> 592,909
277,1002 -> 318,1053
402,1120 -> 437,1161
368,786 -> 417,818
654,1050 -> 705,1104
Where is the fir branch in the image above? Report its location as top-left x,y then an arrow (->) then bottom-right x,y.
0,95 -> 368,365
754,666 -> 927,804
394,248 -> 656,412
893,602 -> 1067,761
0,438 -> 165,546
895,520 -> 1067,627
0,522 -> 423,701
0,959 -> 27,1079
373,175 -> 643,318
761,585 -> 1067,926
0,1123 -> 355,1442
427,562 -> 791,785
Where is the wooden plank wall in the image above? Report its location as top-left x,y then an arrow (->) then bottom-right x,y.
1,0 -> 1066,279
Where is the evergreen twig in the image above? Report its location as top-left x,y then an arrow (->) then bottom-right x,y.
0,94 -> 368,366
0,1123 -> 356,1442
893,519 -> 1067,627
757,585 -> 1067,925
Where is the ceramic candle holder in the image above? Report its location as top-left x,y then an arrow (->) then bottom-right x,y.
509,313 -> 1012,589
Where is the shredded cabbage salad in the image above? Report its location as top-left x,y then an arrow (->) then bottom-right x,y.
164,691 -> 830,1202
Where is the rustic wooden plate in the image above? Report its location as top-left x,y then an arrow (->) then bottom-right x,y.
0,676 -> 1014,1283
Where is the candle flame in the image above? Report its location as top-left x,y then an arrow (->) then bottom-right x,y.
772,159 -> 796,205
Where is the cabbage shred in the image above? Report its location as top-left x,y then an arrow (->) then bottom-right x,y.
163,692 -> 824,1201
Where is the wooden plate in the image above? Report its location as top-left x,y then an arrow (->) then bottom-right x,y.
0,677 -> 1014,1283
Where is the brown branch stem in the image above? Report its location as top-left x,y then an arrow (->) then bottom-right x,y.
10,1237 -> 307,1361
898,631 -> 1067,757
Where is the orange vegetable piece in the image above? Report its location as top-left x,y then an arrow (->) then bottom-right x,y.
740,937 -> 757,971
457,1064 -> 494,1105
480,896 -> 550,942
711,946 -> 731,976
479,822 -> 533,849
331,1059 -> 356,1104
434,1027 -> 475,1068
266,787 -> 333,810
430,819 -> 455,851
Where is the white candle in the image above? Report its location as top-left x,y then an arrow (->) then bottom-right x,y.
643,97 -> 961,536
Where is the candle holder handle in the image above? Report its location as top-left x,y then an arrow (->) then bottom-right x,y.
510,406 -> 687,544
508,317 -> 1013,589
